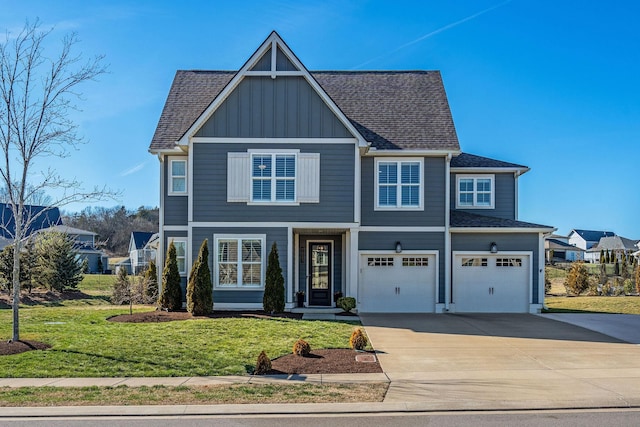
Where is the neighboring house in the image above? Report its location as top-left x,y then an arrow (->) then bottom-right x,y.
0,203 -> 62,250
587,235 -> 639,263
32,225 -> 109,273
148,32 -> 554,314
545,238 -> 584,262
568,229 -> 615,251
129,231 -> 158,274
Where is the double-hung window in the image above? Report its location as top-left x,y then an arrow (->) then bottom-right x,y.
375,158 -> 423,210
456,175 -> 494,209
168,158 -> 187,195
252,154 -> 296,203
169,238 -> 187,275
216,236 -> 265,288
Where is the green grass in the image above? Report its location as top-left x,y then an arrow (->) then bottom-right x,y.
0,305 -> 360,378
78,274 -> 118,295
0,383 -> 388,406
545,296 -> 640,314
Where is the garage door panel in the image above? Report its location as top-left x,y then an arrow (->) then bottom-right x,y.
454,254 -> 529,313
360,254 -> 436,313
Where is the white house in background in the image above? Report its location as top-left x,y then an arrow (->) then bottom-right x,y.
568,229 -> 615,251
128,231 -> 158,275
587,235 -> 640,263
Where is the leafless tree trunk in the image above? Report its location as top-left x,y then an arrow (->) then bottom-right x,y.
0,20 -> 115,342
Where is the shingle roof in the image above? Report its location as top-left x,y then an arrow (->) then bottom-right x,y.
450,210 -> 553,229
131,231 -> 154,250
570,229 -> 615,242
149,71 -> 460,152
451,152 -> 527,169
0,203 -> 62,239
546,238 -> 584,250
590,235 -> 638,252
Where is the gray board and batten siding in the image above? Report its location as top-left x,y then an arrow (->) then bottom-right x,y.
163,158 -> 188,226
450,172 -> 516,220
192,143 -> 355,223
451,232 -> 541,304
194,76 -> 353,139
359,231 -> 446,304
360,156 -> 446,227
192,226 -> 288,304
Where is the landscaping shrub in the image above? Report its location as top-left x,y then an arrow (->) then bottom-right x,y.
254,350 -> 272,375
349,328 -> 368,351
187,239 -> 213,315
158,241 -> 182,311
263,242 -> 285,313
34,231 -> 83,292
292,339 -> 311,356
0,243 -> 34,293
143,260 -> 158,304
337,297 -> 356,313
564,262 -> 590,296
636,265 -> 640,294
623,279 -> 634,295
544,276 -> 551,294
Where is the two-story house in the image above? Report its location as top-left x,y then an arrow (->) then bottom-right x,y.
149,32 -> 554,314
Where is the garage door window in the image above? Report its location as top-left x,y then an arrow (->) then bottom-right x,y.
367,257 -> 394,266
461,257 -> 487,267
402,257 -> 429,266
496,258 -> 522,267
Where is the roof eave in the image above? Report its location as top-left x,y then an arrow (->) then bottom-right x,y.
450,226 -> 557,233
450,166 -> 530,174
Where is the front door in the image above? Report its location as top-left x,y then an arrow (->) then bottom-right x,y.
308,242 -> 332,306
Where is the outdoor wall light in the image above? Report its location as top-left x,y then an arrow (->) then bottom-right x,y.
490,242 -> 498,253
395,241 -> 402,253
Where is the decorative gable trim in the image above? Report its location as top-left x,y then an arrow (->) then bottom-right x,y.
177,32 -> 367,147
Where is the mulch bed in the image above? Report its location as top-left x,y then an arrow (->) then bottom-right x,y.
107,310 -> 303,323
264,349 -> 382,375
0,340 -> 51,356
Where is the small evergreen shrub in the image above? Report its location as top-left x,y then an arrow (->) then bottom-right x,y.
564,262 -> 590,296
158,241 -> 182,311
623,279 -> 634,295
187,239 -> 213,315
254,350 -> 272,375
143,260 -> 158,304
263,242 -> 285,313
349,328 -> 368,351
337,296 -> 356,313
292,339 -> 311,356
636,266 -> 640,294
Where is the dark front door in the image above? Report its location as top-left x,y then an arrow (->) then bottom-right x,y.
308,242 -> 332,306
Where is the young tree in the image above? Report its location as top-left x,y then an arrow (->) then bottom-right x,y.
0,21 -> 110,341
635,265 -> 640,294
111,266 -> 133,315
34,231 -> 84,292
97,258 -> 104,274
0,244 -> 33,292
158,241 -> 182,311
614,258 -> 620,276
564,262 -> 590,296
186,239 -> 213,315
599,249 -> 605,264
263,242 -> 285,313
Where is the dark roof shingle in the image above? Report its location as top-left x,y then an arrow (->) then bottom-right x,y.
450,210 -> 552,229
451,152 -> 527,169
149,71 -> 460,152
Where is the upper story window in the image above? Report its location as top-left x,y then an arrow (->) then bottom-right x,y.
375,158 -> 423,210
169,158 -> 187,195
456,175 -> 494,209
252,153 -> 296,203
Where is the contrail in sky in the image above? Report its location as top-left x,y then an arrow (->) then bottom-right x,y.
120,162 -> 146,177
351,0 -> 513,70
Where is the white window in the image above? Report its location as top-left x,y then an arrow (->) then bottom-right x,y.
215,236 -> 265,288
496,258 -> 523,267
367,257 -> 394,266
168,158 -> 187,195
456,175 -> 494,209
169,238 -> 187,275
375,158 -> 423,210
251,153 -> 296,203
461,257 -> 488,267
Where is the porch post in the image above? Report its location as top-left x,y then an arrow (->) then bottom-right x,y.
349,228 -> 359,303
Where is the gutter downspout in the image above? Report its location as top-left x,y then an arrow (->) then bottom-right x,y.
444,153 -> 452,312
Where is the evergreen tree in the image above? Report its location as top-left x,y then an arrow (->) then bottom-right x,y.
605,249 -> 610,264
564,262 -> 590,296
144,260 -> 158,303
158,241 -> 182,311
599,249 -> 605,264
34,231 -> 83,292
614,258 -> 620,276
0,244 -> 34,293
97,258 -> 104,274
263,242 -> 285,313
187,239 -> 213,315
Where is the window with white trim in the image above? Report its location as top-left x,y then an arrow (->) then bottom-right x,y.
169,159 -> 187,195
496,258 -> 522,267
456,175 -> 494,208
375,158 -> 423,210
461,257 -> 488,267
216,236 -> 265,288
251,153 -> 296,202
169,239 -> 187,275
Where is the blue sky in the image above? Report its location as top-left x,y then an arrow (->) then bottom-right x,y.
2,0 -> 638,238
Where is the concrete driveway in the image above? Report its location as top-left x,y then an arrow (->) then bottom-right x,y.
360,313 -> 640,410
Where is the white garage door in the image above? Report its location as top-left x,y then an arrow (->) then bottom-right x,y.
359,253 -> 437,313
453,254 -> 530,313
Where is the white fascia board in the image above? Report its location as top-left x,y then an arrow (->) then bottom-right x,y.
149,147 -> 185,157
450,227 -> 557,234
189,222 -> 359,229
177,32 -> 368,148
450,167 -> 530,174
365,149 -> 460,157
359,226 -> 445,232
191,137 -> 358,145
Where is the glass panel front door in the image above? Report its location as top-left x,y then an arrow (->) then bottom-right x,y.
308,242 -> 331,306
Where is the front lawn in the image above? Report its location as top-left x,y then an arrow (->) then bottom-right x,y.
545,296 -> 640,314
0,305 -> 360,378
